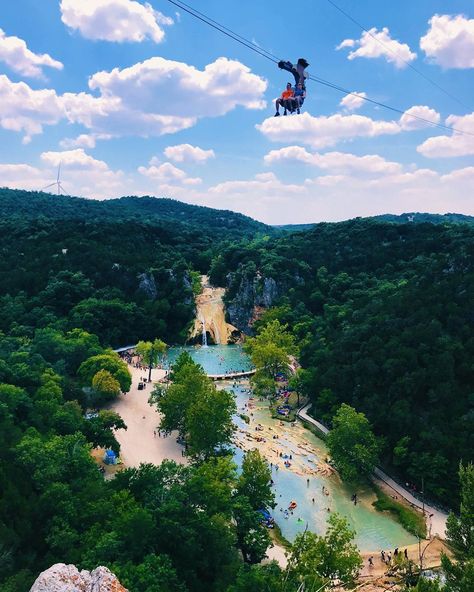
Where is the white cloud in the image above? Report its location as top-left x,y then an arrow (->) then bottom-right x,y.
59,133 -> 112,149
138,161 -> 202,185
0,56 -> 266,143
417,112 -> 474,158
0,29 -> 63,79
337,27 -> 417,68
164,143 -> 215,163
89,57 -> 266,118
399,105 -> 441,131
0,74 -> 65,143
420,14 -> 474,68
41,148 -> 109,171
340,92 -> 367,112
199,165 -> 474,224
0,163 -> 46,187
264,147 -> 402,175
60,0 -> 173,43
257,112 -> 400,149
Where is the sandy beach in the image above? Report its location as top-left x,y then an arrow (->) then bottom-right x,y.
110,364 -> 185,467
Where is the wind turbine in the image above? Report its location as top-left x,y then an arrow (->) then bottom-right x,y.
42,162 -> 66,195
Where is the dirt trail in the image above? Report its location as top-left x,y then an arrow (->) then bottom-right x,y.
189,275 -> 239,345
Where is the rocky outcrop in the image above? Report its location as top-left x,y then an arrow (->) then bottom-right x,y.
226,272 -> 304,334
137,272 -> 157,300
30,563 -> 127,592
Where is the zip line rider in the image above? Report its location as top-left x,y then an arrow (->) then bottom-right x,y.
275,82 -> 294,116
276,58 -> 309,115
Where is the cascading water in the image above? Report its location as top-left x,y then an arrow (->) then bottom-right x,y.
201,318 -> 208,347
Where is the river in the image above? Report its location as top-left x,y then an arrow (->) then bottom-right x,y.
165,344 -> 417,552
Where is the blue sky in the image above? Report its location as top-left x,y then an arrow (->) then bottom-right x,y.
0,0 -> 472,223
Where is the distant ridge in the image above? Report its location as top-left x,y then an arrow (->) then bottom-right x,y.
0,188 -> 271,239
372,212 -> 474,225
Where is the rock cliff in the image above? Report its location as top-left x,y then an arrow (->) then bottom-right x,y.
30,563 -> 127,592
225,272 -> 303,334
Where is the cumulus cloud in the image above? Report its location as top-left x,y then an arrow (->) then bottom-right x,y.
60,0 -> 173,43
399,105 -> 441,131
0,29 -> 63,79
0,75 -> 65,143
59,133 -> 113,149
420,14 -> 474,68
264,147 -> 402,175
257,112 -> 400,149
337,27 -> 417,68
138,161 -> 202,185
417,112 -> 474,158
340,92 -> 367,111
89,57 -> 266,118
164,143 -> 215,163
0,56 -> 266,143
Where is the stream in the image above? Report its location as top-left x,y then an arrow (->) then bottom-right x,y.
165,344 -> 417,552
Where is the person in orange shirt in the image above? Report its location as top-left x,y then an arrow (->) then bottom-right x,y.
275,82 -> 294,116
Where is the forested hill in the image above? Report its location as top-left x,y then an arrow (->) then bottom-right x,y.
211,219 -> 474,506
0,189 -> 271,347
0,188 -> 271,240
373,212 -> 474,225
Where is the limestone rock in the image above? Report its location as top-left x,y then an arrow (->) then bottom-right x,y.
30,563 -> 128,592
137,272 -> 157,300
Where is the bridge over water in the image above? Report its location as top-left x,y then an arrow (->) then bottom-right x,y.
208,369 -> 255,381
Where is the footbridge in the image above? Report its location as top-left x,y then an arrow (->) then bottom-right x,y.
208,369 -> 255,381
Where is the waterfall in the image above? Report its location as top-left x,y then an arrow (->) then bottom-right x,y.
201,318 -> 208,347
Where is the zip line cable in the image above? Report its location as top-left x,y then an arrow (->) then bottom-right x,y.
324,0 -> 471,112
164,0 -> 474,137
165,0 -> 278,63
167,0 -> 280,63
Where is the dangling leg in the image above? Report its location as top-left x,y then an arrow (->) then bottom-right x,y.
278,60 -> 299,86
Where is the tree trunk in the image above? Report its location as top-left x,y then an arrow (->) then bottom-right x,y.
148,363 -> 152,382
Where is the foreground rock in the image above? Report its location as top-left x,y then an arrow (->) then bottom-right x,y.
30,563 -> 127,592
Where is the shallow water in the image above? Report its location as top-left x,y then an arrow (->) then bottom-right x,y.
167,345 -> 417,551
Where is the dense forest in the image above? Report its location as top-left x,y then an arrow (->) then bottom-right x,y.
0,189 -> 271,346
212,219 -> 474,506
1,188 -> 473,590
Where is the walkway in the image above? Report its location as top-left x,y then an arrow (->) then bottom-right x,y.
297,404 -> 448,538
208,369 -> 256,380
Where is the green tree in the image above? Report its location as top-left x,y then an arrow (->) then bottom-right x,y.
82,410 -> 127,452
287,513 -> 362,588
150,355 -> 208,437
136,339 -> 167,382
442,463 -> 474,592
114,554 -> 186,592
186,383 -> 236,460
326,403 -> 379,483
151,355 -> 236,460
233,498 -> 271,565
78,352 -> 131,393
237,450 -> 274,511
244,320 -> 297,383
92,369 -> 121,403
